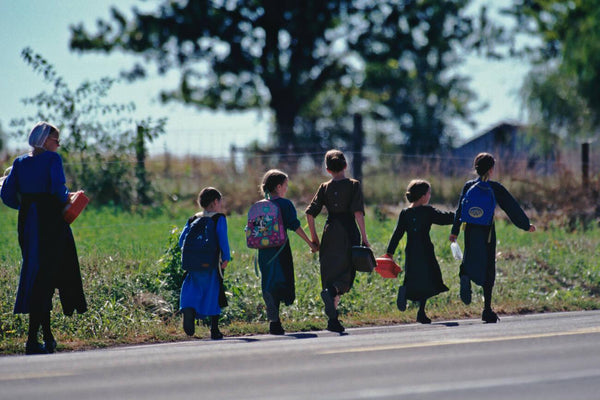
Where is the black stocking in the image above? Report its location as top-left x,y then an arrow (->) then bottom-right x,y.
418,299 -> 427,313
483,285 -> 493,310
40,310 -> 53,342
210,315 -> 220,331
28,312 -> 42,344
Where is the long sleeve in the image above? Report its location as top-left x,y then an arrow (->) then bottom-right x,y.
430,206 -> 455,226
216,216 -> 231,261
49,154 -> 69,204
386,211 -> 406,256
178,220 -> 192,248
1,161 -> 19,209
492,182 -> 531,230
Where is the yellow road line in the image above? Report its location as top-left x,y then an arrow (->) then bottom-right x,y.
319,326 -> 600,355
0,371 -> 75,381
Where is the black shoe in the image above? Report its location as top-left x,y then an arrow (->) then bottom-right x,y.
460,276 -> 472,305
182,308 -> 196,336
326,318 -> 345,333
25,341 -> 48,355
482,309 -> 499,323
416,311 -> 431,324
321,289 -> 337,319
396,285 -> 407,311
44,339 -> 57,354
211,329 -> 224,340
269,320 -> 285,335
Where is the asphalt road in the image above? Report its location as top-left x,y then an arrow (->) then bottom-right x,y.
2,310 -> 600,400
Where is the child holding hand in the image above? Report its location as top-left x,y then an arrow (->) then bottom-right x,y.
306,150 -> 369,333
257,169 -> 317,335
386,179 -> 454,324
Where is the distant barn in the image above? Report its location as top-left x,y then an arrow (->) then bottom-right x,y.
452,122 -> 552,173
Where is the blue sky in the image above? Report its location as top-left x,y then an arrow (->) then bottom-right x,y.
0,0 -> 529,157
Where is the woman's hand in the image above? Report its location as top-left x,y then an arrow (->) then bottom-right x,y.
449,234 -> 458,242
528,225 -> 536,232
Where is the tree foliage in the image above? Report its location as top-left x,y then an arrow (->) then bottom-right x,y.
70,0 -> 362,153
70,0 -> 485,155
352,0 -> 481,154
506,0 -> 600,142
10,48 -> 166,208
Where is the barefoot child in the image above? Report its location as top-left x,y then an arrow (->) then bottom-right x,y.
179,187 -> 230,339
306,150 -> 369,333
257,169 -> 317,335
449,153 -> 536,323
385,180 -> 454,324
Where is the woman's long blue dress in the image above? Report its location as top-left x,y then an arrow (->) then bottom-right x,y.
1,151 -> 87,315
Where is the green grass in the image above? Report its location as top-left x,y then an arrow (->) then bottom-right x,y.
1,204 -> 599,355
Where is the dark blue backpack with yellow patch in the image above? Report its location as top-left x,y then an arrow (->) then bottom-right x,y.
460,180 -> 496,226
181,213 -> 222,271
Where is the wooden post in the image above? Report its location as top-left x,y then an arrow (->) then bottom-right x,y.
135,125 -> 151,205
582,141 -> 590,187
352,113 -> 364,182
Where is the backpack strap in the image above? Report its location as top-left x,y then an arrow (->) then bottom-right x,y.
253,237 -> 289,277
211,213 -> 225,261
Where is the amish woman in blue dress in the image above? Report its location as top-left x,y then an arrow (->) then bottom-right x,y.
1,122 -> 87,354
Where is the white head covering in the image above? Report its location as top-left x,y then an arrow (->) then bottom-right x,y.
28,121 -> 58,149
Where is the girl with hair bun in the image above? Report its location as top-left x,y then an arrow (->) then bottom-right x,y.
385,179 -> 455,324
256,169 -> 317,335
450,152 -> 536,323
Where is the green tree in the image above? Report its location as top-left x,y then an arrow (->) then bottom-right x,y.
351,0 -> 480,154
69,1 -> 488,156
70,0 -> 363,154
506,0 -> 600,143
10,48 -> 166,208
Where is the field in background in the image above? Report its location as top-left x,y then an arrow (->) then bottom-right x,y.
1,200 -> 599,354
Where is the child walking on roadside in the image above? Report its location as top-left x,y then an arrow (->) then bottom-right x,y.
449,153 -> 536,323
385,180 -> 455,324
179,187 -> 230,339
306,150 -> 369,333
257,169 -> 317,335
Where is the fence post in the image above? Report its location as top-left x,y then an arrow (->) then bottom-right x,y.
582,141 -> 590,187
135,124 -> 151,205
352,113 -> 364,182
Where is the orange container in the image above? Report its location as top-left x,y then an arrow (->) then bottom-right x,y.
63,191 -> 90,224
375,255 -> 402,278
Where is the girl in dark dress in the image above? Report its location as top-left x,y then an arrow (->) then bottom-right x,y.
449,153 -> 536,323
1,122 -> 87,354
258,170 -> 317,335
386,180 -> 454,324
306,150 -> 369,333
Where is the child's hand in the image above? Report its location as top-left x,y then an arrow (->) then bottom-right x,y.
221,260 -> 229,269
308,241 -> 319,253
449,234 -> 458,242
528,225 -> 536,232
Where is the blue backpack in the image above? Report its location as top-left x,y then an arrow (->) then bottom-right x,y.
181,213 -> 222,271
460,180 -> 496,226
